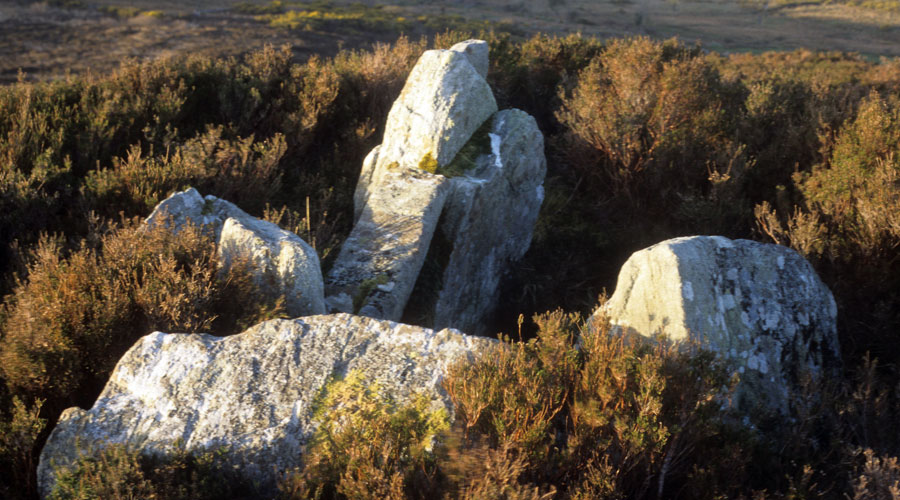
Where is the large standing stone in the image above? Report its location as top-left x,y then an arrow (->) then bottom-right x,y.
37,314 -> 494,498
429,109 -> 547,335
146,188 -> 326,317
449,39 -> 490,79
354,46 -> 498,213
334,43 -> 498,321
601,236 -> 841,412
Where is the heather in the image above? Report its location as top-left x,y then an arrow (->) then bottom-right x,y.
2,33 -> 900,498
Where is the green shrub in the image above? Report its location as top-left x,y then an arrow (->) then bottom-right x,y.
279,370 -> 448,499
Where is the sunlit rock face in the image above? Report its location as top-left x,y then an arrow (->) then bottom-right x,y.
334,39 -> 546,332
37,314 -> 493,498
602,236 -> 840,413
146,187 -> 326,317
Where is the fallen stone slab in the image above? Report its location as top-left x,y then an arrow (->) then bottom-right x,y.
326,168 -> 451,319
37,314 -> 494,498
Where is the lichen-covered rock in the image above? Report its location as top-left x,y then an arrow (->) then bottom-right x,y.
37,314 -> 493,498
146,188 -> 325,317
326,168 -> 451,319
429,109 -> 547,334
336,41 -> 498,322
602,236 -> 841,412
379,47 -> 496,170
219,217 -> 325,317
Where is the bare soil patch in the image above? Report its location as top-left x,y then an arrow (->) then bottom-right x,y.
1,0 -> 899,84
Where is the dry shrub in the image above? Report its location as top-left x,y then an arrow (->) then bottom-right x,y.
50,444 -> 153,500
49,442 -> 255,500
756,91 -> 900,363
0,219 -> 285,410
83,125 -> 286,217
443,307 -> 735,498
0,397 -> 45,499
441,431 -> 556,500
852,449 -> 900,500
556,36 -> 740,213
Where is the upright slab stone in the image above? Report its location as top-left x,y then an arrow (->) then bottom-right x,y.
601,236 -> 841,413
428,109 -> 547,335
326,168 -> 450,318
333,43 -> 497,320
146,188 -> 326,317
37,315 -> 494,498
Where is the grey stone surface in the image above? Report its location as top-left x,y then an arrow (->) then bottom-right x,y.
146,188 -> 325,317
431,109 -> 547,335
338,41 -> 500,322
601,236 -> 841,412
450,39 -> 490,79
38,314 -> 494,498
327,168 -> 451,319
343,41 -> 546,329
219,217 -> 325,317
379,47 -> 496,169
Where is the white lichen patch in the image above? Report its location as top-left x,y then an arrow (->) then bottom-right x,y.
489,132 -> 502,169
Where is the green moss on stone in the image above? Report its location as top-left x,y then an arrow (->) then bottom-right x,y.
437,119 -> 494,177
418,152 -> 439,174
353,274 -> 390,313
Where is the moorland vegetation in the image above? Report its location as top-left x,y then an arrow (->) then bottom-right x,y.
1,32 -> 900,498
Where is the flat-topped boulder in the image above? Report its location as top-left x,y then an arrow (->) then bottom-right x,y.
146,188 -> 326,317
37,314 -> 494,498
601,236 -> 841,413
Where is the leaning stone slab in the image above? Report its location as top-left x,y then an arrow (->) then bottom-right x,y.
601,236 -> 841,413
146,188 -> 326,317
355,47 -> 498,213
37,314 -> 494,498
380,47 -> 497,169
427,109 -> 547,335
326,168 -> 451,319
